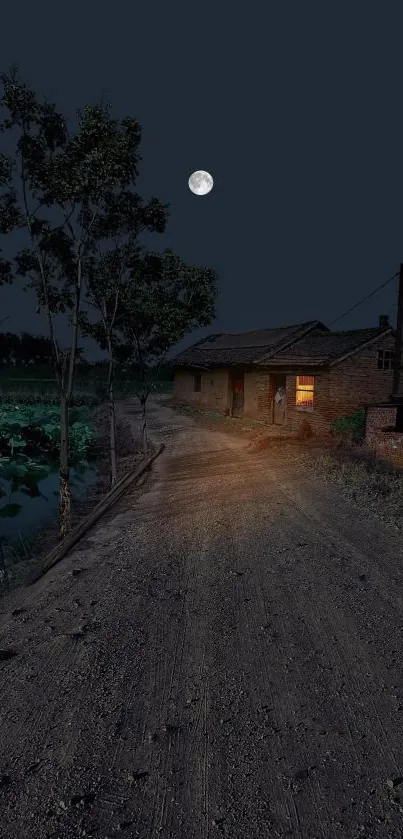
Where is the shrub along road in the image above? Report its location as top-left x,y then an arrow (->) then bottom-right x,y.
1,397 -> 403,838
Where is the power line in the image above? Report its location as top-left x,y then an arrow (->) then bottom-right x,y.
326,272 -> 399,328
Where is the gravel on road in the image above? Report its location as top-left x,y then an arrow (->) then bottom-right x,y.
1,397 -> 403,838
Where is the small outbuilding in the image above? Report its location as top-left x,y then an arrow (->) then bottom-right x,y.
172,319 -> 396,436
364,396 -> 403,468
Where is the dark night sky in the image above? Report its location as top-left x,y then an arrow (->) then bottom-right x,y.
1,2 -> 403,358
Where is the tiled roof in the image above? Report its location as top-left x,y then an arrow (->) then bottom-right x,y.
172,321 -> 327,367
262,327 -> 394,365
172,323 -> 394,369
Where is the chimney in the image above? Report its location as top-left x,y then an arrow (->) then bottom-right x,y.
379,314 -> 389,328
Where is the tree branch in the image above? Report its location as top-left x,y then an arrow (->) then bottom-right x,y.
20,124 -> 61,382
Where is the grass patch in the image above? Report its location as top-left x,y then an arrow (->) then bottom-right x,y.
313,443 -> 403,531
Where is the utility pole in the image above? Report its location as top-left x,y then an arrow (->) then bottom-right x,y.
392,263 -> 403,396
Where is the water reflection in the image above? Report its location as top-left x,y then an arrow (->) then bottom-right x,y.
0,457 -> 98,543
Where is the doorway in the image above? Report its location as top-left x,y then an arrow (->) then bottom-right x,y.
230,373 -> 244,417
272,374 -> 286,425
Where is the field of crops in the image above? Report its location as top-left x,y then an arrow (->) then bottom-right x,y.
0,369 -> 173,585
0,401 -> 98,585
0,374 -> 174,404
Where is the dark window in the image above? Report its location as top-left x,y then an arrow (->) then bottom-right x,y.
378,350 -> 395,370
396,406 -> 403,432
194,373 -> 201,392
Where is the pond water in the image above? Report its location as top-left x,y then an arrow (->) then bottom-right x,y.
0,460 -> 99,546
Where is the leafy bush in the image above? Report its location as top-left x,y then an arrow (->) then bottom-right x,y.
332,408 -> 366,443
0,404 -> 95,459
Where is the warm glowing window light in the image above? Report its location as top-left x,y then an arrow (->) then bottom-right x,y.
296,375 -> 314,407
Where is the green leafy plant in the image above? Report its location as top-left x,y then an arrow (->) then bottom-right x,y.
0,403 -> 95,459
0,503 -> 22,518
1,66 -> 150,536
332,408 -> 366,443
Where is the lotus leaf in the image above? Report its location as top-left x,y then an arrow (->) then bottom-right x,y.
0,503 -> 23,518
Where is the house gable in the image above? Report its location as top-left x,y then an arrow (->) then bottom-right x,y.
262,327 -> 395,368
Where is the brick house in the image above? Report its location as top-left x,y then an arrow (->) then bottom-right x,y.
172,319 -> 396,436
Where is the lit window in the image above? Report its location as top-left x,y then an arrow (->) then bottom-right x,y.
296,375 -> 314,408
194,373 -> 201,392
378,350 -> 395,370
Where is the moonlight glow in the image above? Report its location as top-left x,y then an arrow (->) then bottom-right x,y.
188,170 -> 214,196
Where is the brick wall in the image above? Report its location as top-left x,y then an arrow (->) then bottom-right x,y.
174,333 -> 396,435
284,334 -> 396,436
244,371 -> 274,420
327,333 -> 395,409
282,373 -> 326,435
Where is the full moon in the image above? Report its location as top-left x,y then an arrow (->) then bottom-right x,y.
188,170 -> 214,196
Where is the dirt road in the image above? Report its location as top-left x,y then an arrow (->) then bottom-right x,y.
1,397 -> 403,839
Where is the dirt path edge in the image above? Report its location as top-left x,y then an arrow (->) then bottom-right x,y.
27,443 -> 165,585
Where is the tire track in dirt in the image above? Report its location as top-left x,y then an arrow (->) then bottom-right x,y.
99,478 -> 222,836
153,518 -> 215,839
3,400 -> 403,838
227,504 -> 331,839
252,470 -> 403,835
259,566 -> 380,834
209,442 -> 403,837
264,464 -> 403,605
0,609 -> 99,769
273,475 -> 403,765
240,579 -> 308,837
177,481 -> 299,837
255,576 -> 332,839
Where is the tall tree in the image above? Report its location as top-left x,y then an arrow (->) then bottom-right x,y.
80,178 -> 167,486
0,66 -> 154,535
118,248 -> 218,453
0,139 -> 23,326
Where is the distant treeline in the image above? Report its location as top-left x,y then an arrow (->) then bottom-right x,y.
0,331 -> 173,379
0,331 -> 53,365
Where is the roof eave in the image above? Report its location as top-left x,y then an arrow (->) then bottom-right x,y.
258,356 -> 329,367
173,362 -> 212,371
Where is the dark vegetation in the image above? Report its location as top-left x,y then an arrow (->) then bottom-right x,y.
0,65 -> 217,545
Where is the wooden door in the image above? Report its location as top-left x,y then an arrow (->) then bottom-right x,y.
231,375 -> 244,417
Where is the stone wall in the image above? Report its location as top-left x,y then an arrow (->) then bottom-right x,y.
365,404 -> 403,468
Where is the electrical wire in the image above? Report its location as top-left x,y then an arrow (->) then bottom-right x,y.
326,271 -> 399,328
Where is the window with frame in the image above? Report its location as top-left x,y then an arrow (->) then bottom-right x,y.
378,350 -> 395,370
194,373 -> 201,392
296,375 -> 314,408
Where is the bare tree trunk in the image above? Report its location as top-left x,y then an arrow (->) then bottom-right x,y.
59,256 -> 83,535
107,336 -> 117,487
66,258 -> 82,400
140,394 -> 148,456
59,391 -> 71,538
109,394 -> 117,485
